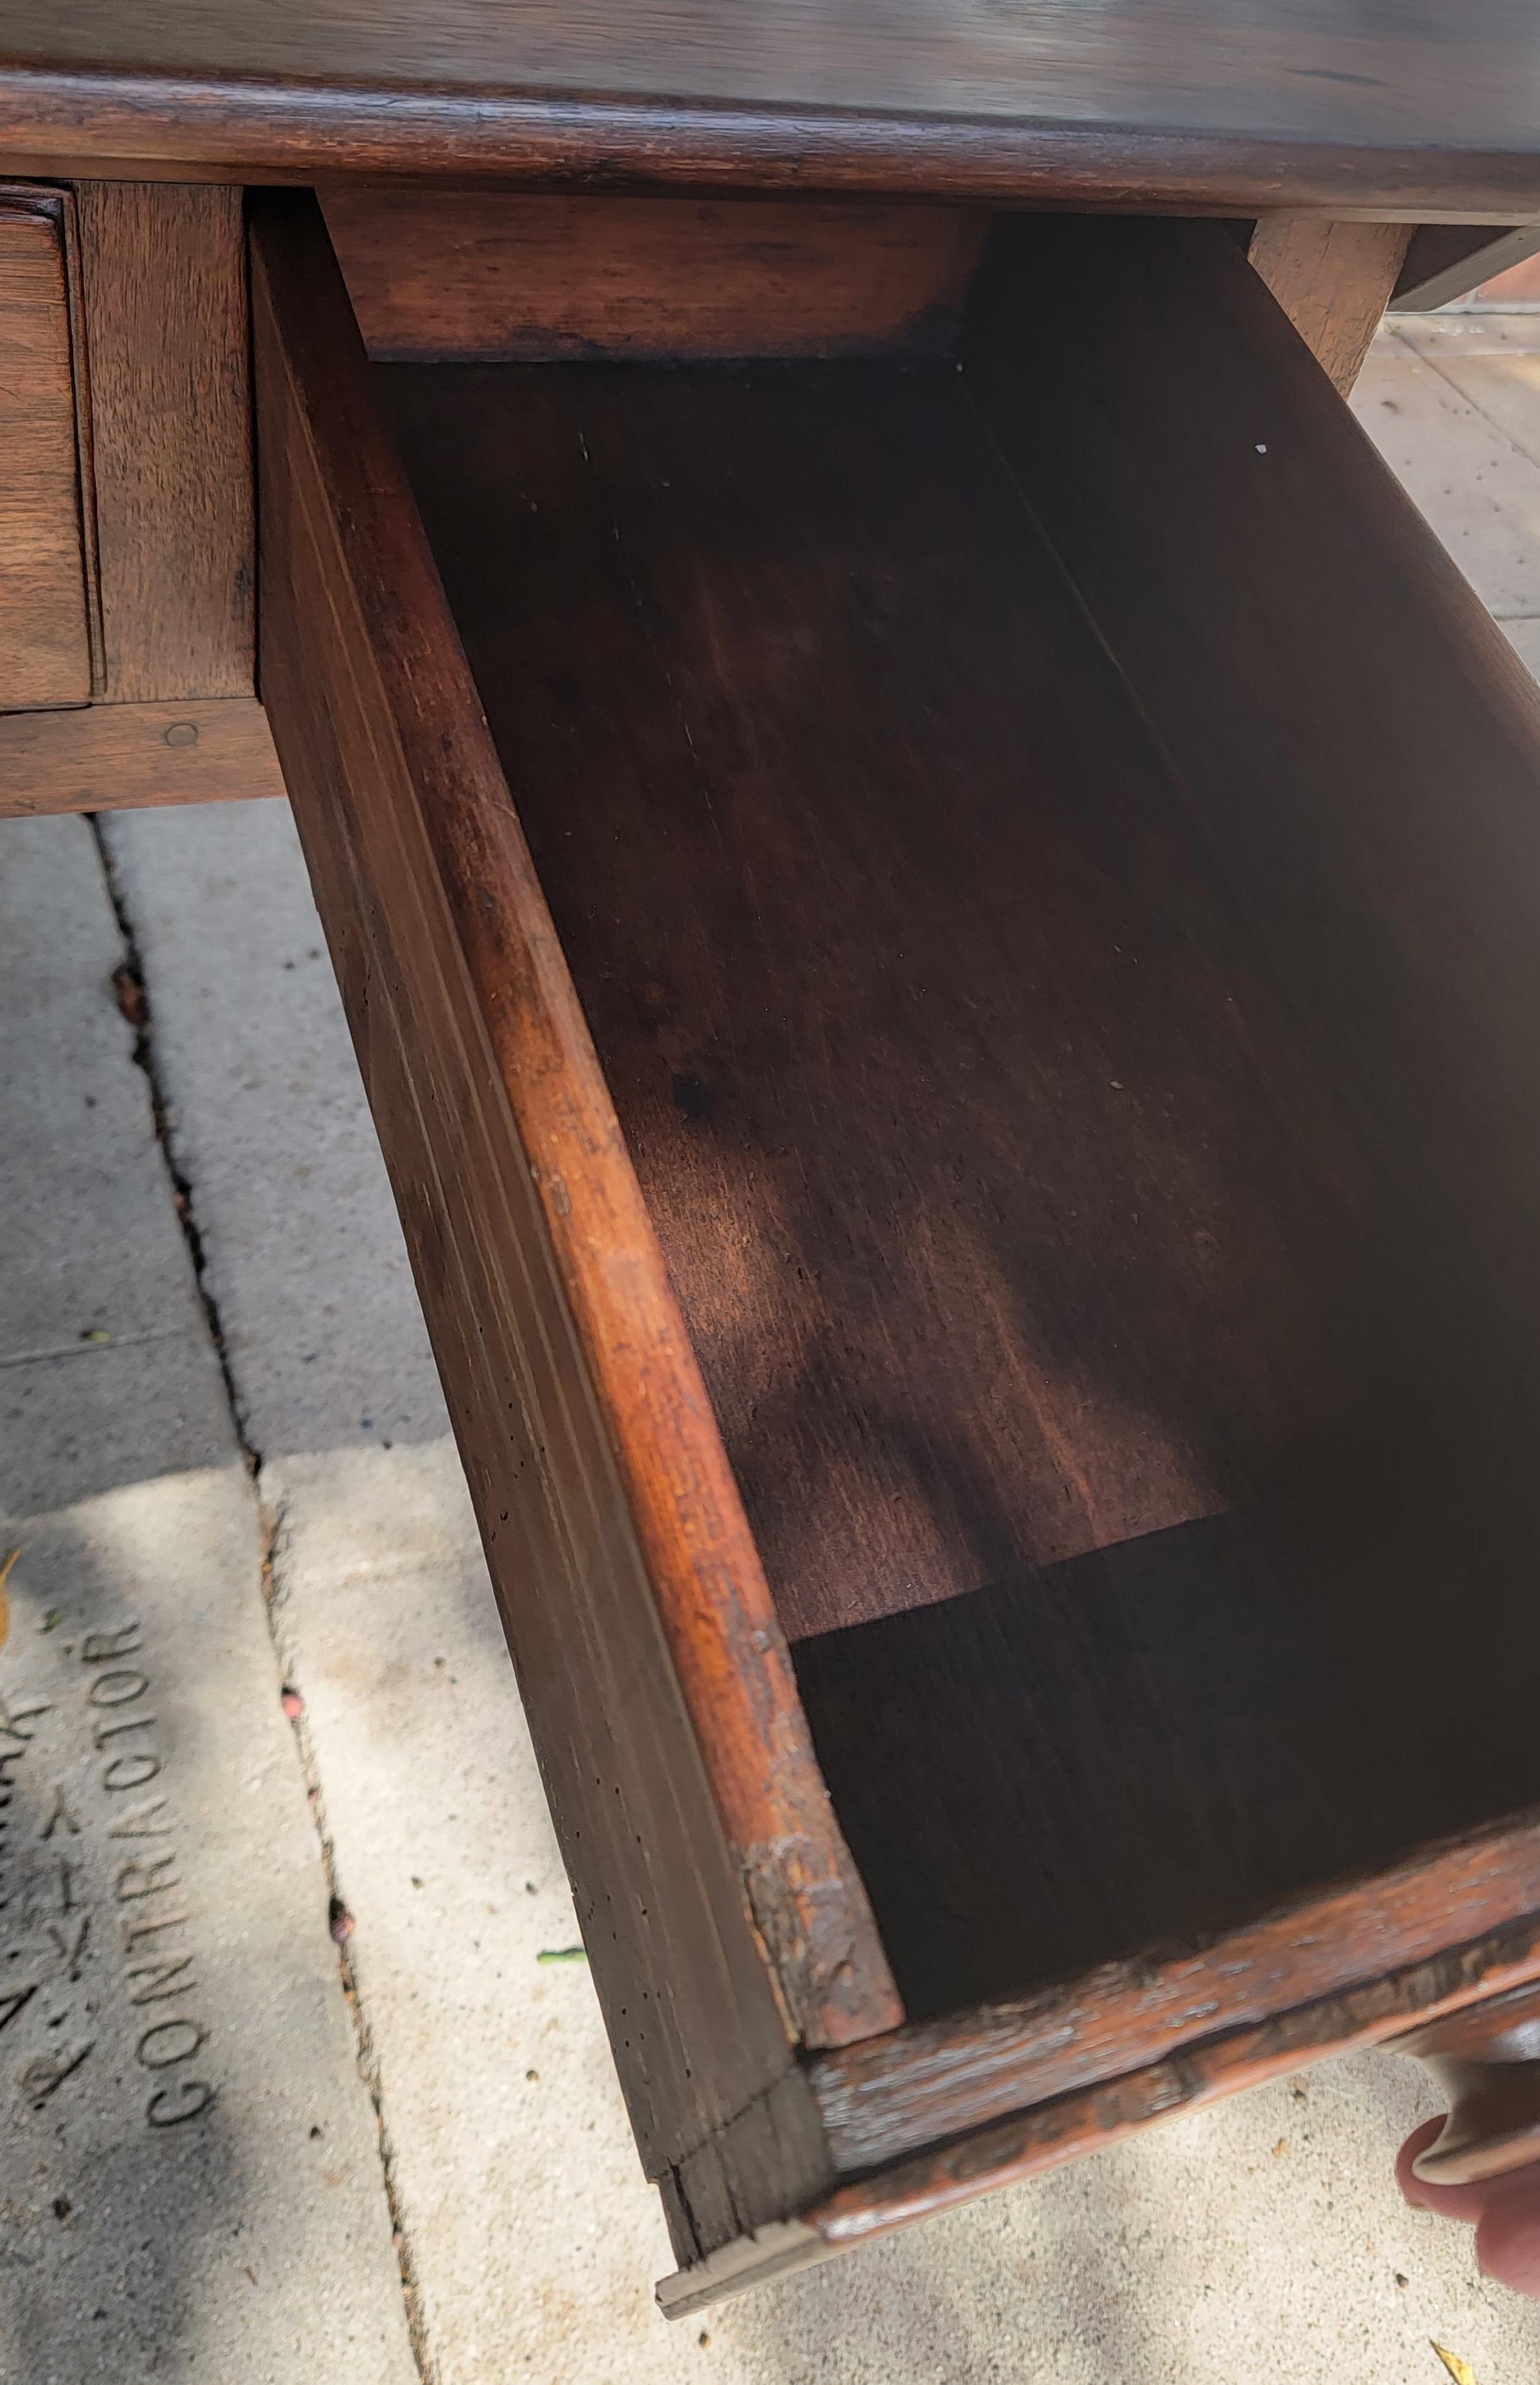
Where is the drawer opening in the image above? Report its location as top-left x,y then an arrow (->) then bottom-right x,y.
275,199 -> 1540,2035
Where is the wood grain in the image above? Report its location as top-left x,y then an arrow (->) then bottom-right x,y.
323,188 -> 987,363
74,181 -> 253,702
809,1894 -> 1540,2240
250,193 -> 897,2232
386,357 -> 1386,1656
1247,214 -> 1410,392
0,696 -> 284,816
809,1813 -> 1540,2174
0,185 -> 91,707
1,5 -> 1539,211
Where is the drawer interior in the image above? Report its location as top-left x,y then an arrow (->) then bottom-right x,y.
346,207 -> 1540,2025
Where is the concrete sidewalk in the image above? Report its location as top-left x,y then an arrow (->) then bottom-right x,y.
6,319 -> 1540,2385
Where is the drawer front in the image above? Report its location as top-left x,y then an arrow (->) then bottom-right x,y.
0,185 -> 92,709
0,182 -> 280,824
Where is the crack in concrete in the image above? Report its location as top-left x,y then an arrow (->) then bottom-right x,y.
87,817 -> 441,2385
90,821 -> 259,1481
263,1521 -> 443,2385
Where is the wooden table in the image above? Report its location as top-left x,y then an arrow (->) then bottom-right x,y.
6,1 -> 1540,2317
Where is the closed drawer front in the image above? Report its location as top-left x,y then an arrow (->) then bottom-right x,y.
251,189 -> 1540,2308
0,185 -> 92,710
0,182 -> 282,826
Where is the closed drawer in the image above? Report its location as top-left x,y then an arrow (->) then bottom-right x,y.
251,190 -> 1540,2309
0,184 -> 92,710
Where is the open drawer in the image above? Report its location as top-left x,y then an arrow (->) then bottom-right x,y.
250,191 -> 1540,2310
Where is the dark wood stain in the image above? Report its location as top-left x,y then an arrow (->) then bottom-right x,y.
323,188 -> 988,365
384,358 -> 1375,1639
792,1517 -> 1540,2015
7,0 -> 1534,135
384,309 -> 1540,2020
2,2 -> 1540,209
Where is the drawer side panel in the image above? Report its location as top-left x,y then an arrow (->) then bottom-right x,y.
249,189 -> 894,2216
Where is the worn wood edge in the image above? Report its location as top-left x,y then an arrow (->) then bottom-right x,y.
655,2218 -> 834,2318
1394,221 -> 1540,309
2,72 -> 1540,213
809,1812 -> 1540,2171
0,696 -> 283,814
0,171 -> 64,218
658,2065 -> 833,2274
247,187 -> 899,2052
807,1902 -> 1540,2244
